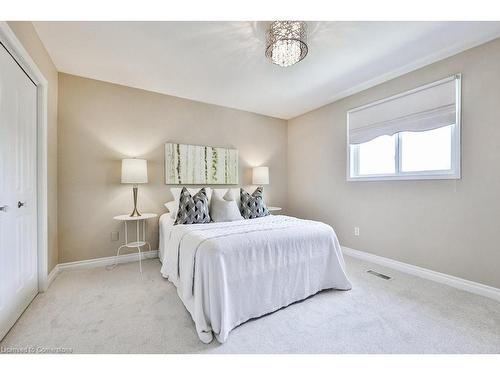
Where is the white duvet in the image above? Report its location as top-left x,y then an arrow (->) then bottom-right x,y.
159,214 -> 351,343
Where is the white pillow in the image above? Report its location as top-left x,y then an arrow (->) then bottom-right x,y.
212,187 -> 245,208
164,201 -> 178,219
210,191 -> 243,222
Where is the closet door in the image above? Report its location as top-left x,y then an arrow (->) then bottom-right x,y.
0,43 -> 38,340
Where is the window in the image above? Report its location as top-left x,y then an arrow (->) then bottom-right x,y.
355,134 -> 396,176
347,75 -> 461,181
400,125 -> 452,172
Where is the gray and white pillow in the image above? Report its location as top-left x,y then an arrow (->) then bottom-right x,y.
240,186 -> 270,219
174,187 -> 211,225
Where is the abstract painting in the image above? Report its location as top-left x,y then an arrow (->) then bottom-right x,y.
165,143 -> 238,184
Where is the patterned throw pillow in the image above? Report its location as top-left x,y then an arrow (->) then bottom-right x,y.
240,186 -> 270,219
174,187 -> 211,225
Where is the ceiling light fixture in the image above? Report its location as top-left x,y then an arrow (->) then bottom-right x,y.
265,21 -> 308,67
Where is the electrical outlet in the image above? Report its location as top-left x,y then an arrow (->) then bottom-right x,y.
111,231 -> 119,241
354,227 -> 360,236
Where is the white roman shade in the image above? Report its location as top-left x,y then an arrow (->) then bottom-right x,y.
348,75 -> 459,145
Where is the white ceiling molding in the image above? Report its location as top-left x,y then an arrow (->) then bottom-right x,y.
33,21 -> 500,120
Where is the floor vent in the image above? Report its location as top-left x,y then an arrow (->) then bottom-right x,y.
367,270 -> 392,280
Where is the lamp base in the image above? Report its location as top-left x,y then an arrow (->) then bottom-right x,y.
129,208 -> 141,217
129,185 -> 142,217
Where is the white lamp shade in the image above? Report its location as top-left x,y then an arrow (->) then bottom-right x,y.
121,159 -> 148,184
252,166 -> 269,185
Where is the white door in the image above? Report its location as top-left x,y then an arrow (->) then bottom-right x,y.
0,42 -> 38,340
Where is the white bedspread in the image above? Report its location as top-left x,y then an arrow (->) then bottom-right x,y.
159,215 -> 351,343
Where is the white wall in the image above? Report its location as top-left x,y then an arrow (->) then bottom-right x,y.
57,73 -> 288,263
288,37 -> 500,289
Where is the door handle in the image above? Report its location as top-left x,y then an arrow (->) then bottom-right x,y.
18,201 -> 25,208
0,205 -> 7,212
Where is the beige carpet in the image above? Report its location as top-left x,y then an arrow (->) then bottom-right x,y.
1,255 -> 500,354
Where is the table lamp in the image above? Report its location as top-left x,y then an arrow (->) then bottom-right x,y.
121,158 -> 148,217
252,166 -> 269,185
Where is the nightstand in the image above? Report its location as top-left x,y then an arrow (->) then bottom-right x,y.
111,213 -> 157,273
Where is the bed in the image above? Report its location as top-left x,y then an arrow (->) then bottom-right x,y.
159,213 -> 351,344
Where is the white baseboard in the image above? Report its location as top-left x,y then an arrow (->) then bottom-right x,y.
41,250 -> 159,290
41,265 -> 60,292
342,246 -> 500,302
58,250 -> 159,271
43,247 -> 500,303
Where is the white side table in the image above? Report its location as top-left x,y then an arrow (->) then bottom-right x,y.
112,213 -> 157,273
267,206 -> 282,213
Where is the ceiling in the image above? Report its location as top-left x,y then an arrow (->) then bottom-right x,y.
33,21 -> 500,120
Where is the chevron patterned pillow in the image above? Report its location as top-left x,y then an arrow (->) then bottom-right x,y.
240,186 -> 270,219
174,187 -> 211,225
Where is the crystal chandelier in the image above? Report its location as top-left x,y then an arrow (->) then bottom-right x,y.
265,21 -> 308,67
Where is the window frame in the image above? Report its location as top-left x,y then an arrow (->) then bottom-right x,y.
346,74 -> 462,182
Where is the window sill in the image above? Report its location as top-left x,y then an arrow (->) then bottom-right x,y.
347,172 -> 461,182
